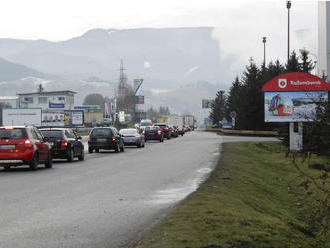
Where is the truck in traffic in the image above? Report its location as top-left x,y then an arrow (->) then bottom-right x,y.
168,115 -> 184,135
183,115 -> 195,131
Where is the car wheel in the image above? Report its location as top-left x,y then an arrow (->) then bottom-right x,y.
114,143 -> 119,153
78,150 -> 85,161
120,142 -> 124,152
88,147 -> 93,153
45,154 -> 53,168
137,143 -> 141,148
95,148 -> 100,153
29,154 -> 39,170
67,148 -> 74,162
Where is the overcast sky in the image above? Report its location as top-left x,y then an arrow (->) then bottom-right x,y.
0,0 -> 319,76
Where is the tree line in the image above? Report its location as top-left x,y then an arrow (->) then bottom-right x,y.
209,49 -> 317,130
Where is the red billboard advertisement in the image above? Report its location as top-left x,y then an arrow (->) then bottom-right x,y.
263,72 -> 329,123
262,72 -> 330,92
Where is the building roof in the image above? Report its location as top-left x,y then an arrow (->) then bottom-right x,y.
17,90 -> 77,96
0,96 -> 19,100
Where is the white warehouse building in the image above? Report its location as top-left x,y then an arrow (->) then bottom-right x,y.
318,1 -> 330,80
17,90 -> 76,111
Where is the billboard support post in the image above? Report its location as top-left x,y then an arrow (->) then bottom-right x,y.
289,122 -> 303,151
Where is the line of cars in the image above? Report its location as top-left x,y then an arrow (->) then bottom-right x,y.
0,121 -> 193,171
0,126 -> 85,171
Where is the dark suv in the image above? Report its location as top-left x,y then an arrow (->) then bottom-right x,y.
40,128 -> 84,162
0,126 -> 52,170
154,123 -> 172,139
88,127 -> 124,153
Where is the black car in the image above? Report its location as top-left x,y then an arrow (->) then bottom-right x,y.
144,126 -> 164,142
170,126 -> 179,137
153,123 -> 171,139
40,128 -> 84,162
88,127 -> 124,153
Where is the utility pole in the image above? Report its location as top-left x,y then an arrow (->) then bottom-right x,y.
262,37 -> 267,66
287,0 -> 291,63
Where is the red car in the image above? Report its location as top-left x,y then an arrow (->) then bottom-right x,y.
0,126 -> 52,170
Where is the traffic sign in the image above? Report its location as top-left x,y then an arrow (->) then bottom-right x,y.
230,111 -> 236,118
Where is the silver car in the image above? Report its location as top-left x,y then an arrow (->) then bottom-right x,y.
119,128 -> 145,148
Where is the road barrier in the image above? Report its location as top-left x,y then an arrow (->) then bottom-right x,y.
204,128 -> 279,136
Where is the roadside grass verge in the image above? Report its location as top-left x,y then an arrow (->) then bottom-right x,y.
132,142 -> 329,248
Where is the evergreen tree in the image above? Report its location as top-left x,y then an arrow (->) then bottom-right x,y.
237,59 -> 264,130
299,49 -> 315,73
209,90 -> 226,127
286,50 -> 301,72
225,76 -> 241,123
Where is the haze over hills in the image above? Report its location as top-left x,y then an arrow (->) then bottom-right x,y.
0,27 -> 226,121
0,27 -> 227,88
0,57 -> 58,81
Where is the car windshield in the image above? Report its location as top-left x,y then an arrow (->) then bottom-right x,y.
0,128 -> 26,139
40,130 -> 63,138
91,128 -> 112,137
140,120 -> 152,126
119,129 -> 137,135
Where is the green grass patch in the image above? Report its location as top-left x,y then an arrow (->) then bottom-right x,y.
132,142 -> 329,248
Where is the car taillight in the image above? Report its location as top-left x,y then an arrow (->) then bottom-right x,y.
135,135 -> 140,138
112,137 -> 117,141
164,128 -> 168,130
157,130 -> 161,135
24,139 -> 33,147
88,137 -> 91,142
61,139 -> 68,147
142,130 -> 145,134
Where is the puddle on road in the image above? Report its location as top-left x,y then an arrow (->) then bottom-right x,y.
149,185 -> 197,204
147,167 -> 214,205
197,167 -> 212,174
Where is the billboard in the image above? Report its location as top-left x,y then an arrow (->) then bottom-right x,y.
135,95 -> 144,104
2,108 -> 42,126
42,110 -> 84,127
133,79 -> 144,94
264,91 -> 328,122
42,111 -> 65,126
202,99 -> 214,108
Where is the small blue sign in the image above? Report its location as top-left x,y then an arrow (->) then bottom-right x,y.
49,103 -> 65,108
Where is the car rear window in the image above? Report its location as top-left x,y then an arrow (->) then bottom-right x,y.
146,126 -> 160,131
40,130 -> 63,138
0,128 -> 27,139
119,129 -> 137,135
91,128 -> 112,137
155,124 -> 166,128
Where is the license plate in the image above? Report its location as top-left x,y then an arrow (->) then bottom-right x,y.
97,138 -> 106,142
0,160 -> 21,163
0,145 -> 15,150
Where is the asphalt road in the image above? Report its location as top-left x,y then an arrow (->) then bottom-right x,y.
0,131 -> 278,248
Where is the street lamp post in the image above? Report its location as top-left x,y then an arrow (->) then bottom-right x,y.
262,37 -> 267,66
287,0 -> 291,63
